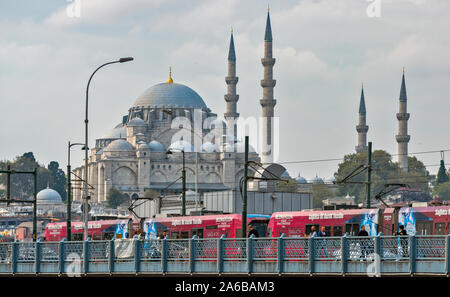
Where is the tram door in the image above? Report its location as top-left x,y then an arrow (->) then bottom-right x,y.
416,221 -> 432,235
191,228 -> 204,238
345,223 -> 360,236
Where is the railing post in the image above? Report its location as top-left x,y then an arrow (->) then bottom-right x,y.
34,239 -> 41,274
217,235 -> 224,274
341,234 -> 348,276
409,235 -> 416,275
134,238 -> 141,274
108,239 -> 115,275
161,237 -> 167,274
277,234 -> 285,274
83,238 -> 90,275
59,238 -> 65,275
446,235 -> 450,276
247,234 -> 254,274
11,240 -> 18,275
189,235 -> 198,274
308,235 -> 315,275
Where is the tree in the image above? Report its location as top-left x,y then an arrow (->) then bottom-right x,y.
107,187 -> 125,209
311,183 -> 332,209
433,181 -> 450,200
436,160 -> 449,185
48,161 -> 67,202
277,179 -> 299,192
335,150 -> 430,204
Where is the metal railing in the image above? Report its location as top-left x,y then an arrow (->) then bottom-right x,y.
0,234 -> 448,276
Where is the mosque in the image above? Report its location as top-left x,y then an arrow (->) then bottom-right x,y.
72,11 -> 280,204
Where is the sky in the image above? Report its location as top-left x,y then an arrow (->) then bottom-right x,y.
0,0 -> 449,182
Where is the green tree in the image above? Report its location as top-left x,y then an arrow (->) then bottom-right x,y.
107,187 -> 125,208
436,160 -> 449,185
277,179 -> 299,192
433,181 -> 450,200
311,183 -> 332,209
335,150 -> 430,204
48,161 -> 67,202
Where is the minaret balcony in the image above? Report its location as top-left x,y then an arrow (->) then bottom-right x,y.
259,99 -> 277,107
224,94 -> 239,102
261,58 -> 276,66
396,135 -> 411,143
355,145 -> 368,153
224,112 -> 239,119
225,76 -> 239,84
396,113 -> 410,121
356,125 -> 368,133
260,79 -> 276,88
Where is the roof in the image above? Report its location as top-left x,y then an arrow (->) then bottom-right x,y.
37,188 -> 63,205
133,82 -> 208,110
127,117 -> 146,127
104,139 -> 135,152
228,32 -> 236,62
264,11 -> 272,42
359,86 -> 366,114
399,72 -> 407,101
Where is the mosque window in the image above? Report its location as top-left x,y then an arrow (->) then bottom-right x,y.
157,165 -> 160,169
144,152 -> 147,156
151,165 -> 154,169
163,165 -> 166,170
168,165 -> 172,170
144,162 -> 146,165
200,165 -> 204,170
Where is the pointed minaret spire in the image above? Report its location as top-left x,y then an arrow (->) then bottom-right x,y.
396,68 -> 410,171
166,66 -> 173,83
356,84 -> 368,153
260,9 -> 276,163
224,28 -> 239,143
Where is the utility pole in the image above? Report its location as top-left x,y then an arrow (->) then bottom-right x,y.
182,150 -> 186,216
241,136 -> 249,238
367,141 -> 372,208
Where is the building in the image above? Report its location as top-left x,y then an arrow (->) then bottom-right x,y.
73,11 -> 285,207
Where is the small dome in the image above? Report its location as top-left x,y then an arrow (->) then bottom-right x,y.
100,124 -> 126,139
281,170 -> 291,179
104,139 -> 135,152
137,142 -> 150,150
295,174 -> 307,184
127,117 -> 146,127
312,175 -> 324,184
202,142 -> 217,153
148,140 -> 165,152
169,140 -> 194,152
37,188 -> 63,205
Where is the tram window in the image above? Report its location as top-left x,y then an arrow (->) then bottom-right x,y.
333,226 -> 343,237
73,234 -> 83,241
206,225 -> 217,229
191,228 -> 204,238
93,234 -> 101,241
180,231 -> 189,239
171,232 -> 180,239
435,223 -> 445,235
305,224 -> 320,236
249,221 -> 268,238
345,224 -> 360,236
103,232 -> 115,240
324,226 -> 331,235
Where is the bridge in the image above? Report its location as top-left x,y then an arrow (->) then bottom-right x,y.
0,234 -> 449,276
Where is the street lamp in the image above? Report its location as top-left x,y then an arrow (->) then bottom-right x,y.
166,149 -> 186,216
67,141 -> 85,241
83,57 -> 133,240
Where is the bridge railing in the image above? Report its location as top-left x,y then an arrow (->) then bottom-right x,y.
0,234 -> 448,275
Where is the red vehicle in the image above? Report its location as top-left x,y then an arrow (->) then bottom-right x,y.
43,220 -> 125,241
395,205 -> 450,235
144,214 -> 270,239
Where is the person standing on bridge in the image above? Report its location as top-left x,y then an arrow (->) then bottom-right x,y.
248,225 -> 259,237
357,226 -> 369,260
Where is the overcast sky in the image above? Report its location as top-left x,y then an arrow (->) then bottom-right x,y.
0,0 -> 449,181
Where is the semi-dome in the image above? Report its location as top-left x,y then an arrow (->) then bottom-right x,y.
37,187 -> 63,205
137,141 -> 150,150
295,174 -> 307,184
100,124 -> 126,139
104,139 -> 135,152
280,170 -> 291,179
127,117 -> 146,127
312,175 -> 324,184
133,82 -> 208,110
148,140 -> 165,152
168,140 -> 194,152
201,142 -> 217,153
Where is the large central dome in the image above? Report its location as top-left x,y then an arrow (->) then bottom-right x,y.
133,82 -> 208,109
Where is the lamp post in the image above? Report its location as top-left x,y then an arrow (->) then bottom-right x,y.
166,149 -> 186,216
67,141 -> 84,241
83,57 -> 133,240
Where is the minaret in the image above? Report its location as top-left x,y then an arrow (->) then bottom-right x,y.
260,9 -> 276,164
355,84 -> 368,153
396,68 -> 410,171
224,28 -> 239,142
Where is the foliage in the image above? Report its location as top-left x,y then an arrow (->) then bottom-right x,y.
48,161 -> 67,202
277,179 -> 299,192
106,187 -> 125,208
334,150 -> 430,204
311,183 -> 332,209
436,160 -> 449,185
433,181 -> 450,200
